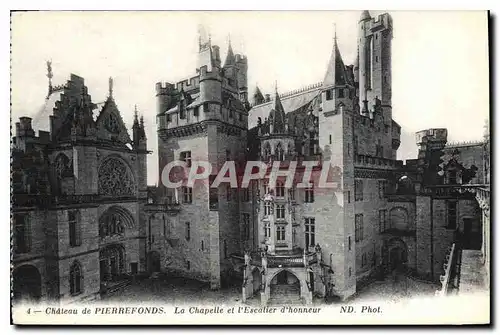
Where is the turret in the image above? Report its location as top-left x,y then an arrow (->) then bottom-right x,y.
321,27 -> 354,114
223,37 -> 239,89
357,10 -> 393,123
235,54 -> 248,104
132,105 -> 140,145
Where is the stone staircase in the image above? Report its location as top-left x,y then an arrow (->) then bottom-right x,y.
268,284 -> 303,305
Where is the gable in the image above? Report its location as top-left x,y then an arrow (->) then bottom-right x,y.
95,99 -> 133,145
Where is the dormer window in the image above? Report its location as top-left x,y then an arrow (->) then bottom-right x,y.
338,89 -> 344,98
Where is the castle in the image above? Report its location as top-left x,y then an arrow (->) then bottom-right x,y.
11,11 -> 490,305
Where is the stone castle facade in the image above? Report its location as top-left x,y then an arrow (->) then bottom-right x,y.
12,10 -> 490,305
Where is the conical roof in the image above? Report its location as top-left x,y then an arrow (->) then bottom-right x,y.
323,37 -> 347,88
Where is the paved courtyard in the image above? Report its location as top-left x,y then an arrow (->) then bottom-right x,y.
103,272 -> 440,305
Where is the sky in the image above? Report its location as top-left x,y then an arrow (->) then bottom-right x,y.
11,11 -> 489,184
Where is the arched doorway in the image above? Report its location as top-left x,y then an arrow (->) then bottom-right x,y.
100,244 -> 126,283
12,265 -> 42,303
387,238 -> 408,272
252,268 -> 262,296
269,270 -> 301,304
147,251 -> 161,274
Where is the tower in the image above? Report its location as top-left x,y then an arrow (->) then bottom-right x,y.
357,10 -> 393,124
318,27 -> 357,299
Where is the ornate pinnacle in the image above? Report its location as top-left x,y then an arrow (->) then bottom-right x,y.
108,77 -> 114,98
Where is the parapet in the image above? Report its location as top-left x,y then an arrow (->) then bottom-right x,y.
366,12 -> 392,34
199,65 -> 222,81
415,128 -> 448,145
155,82 -> 176,95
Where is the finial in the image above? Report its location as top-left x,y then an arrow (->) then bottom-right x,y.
275,80 -> 278,93
140,115 -> 144,126
228,33 -> 231,45
134,104 -> 138,117
108,77 -> 114,98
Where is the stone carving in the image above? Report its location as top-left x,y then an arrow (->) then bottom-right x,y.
98,157 -> 135,196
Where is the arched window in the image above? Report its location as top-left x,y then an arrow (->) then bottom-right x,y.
276,142 -> 285,161
276,181 -> 285,198
70,261 -> 83,295
263,143 -> 271,161
54,153 -> 73,179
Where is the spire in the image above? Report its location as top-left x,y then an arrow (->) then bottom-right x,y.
224,35 -> 236,67
360,10 -> 371,22
253,85 -> 265,105
133,104 -> 139,127
323,25 -> 347,88
139,115 -> 146,140
46,60 -> 53,97
268,83 -> 286,134
108,77 -> 114,99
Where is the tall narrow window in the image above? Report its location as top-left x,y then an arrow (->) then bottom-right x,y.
68,210 -> 81,247
180,151 -> 192,167
276,204 -> 286,220
326,89 -> 333,101
69,261 -> 83,296
276,181 -> 285,198
329,134 -> 332,144
265,222 -> 271,238
264,202 -> 272,216
242,213 -> 250,240
276,226 -> 286,242
378,180 -> 385,199
348,236 -> 352,251
447,201 -> 457,229
379,209 -> 387,233
355,179 -> 364,201
14,214 -> 30,254
305,217 -> 316,248
243,187 -> 250,202
185,222 -> 191,241
276,143 -> 285,161
226,185 -> 232,201
193,106 -> 199,117
201,240 -> 204,251
338,88 -> 344,98
263,180 -> 269,195
226,149 -> 231,162
305,184 -> 314,203
289,186 -> 295,201
182,186 -> 193,203
355,214 -> 364,242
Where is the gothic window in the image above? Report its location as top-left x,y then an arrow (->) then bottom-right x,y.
242,213 -> 250,240
305,217 -> 315,248
98,157 -> 135,196
69,261 -> 83,296
14,214 -> 31,254
276,142 -> 285,161
55,153 -> 73,179
276,204 -> 286,220
68,210 -> 81,247
265,222 -> 271,238
276,181 -> 285,198
355,214 -> 364,242
276,226 -> 286,242
105,113 -> 120,134
355,179 -> 364,201
263,143 -> 271,161
264,202 -> 272,216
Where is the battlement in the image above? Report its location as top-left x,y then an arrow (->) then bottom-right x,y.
176,75 -> 200,92
368,13 -> 392,32
199,65 -> 222,81
445,140 -> 484,148
415,128 -> 448,145
155,82 -> 176,95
